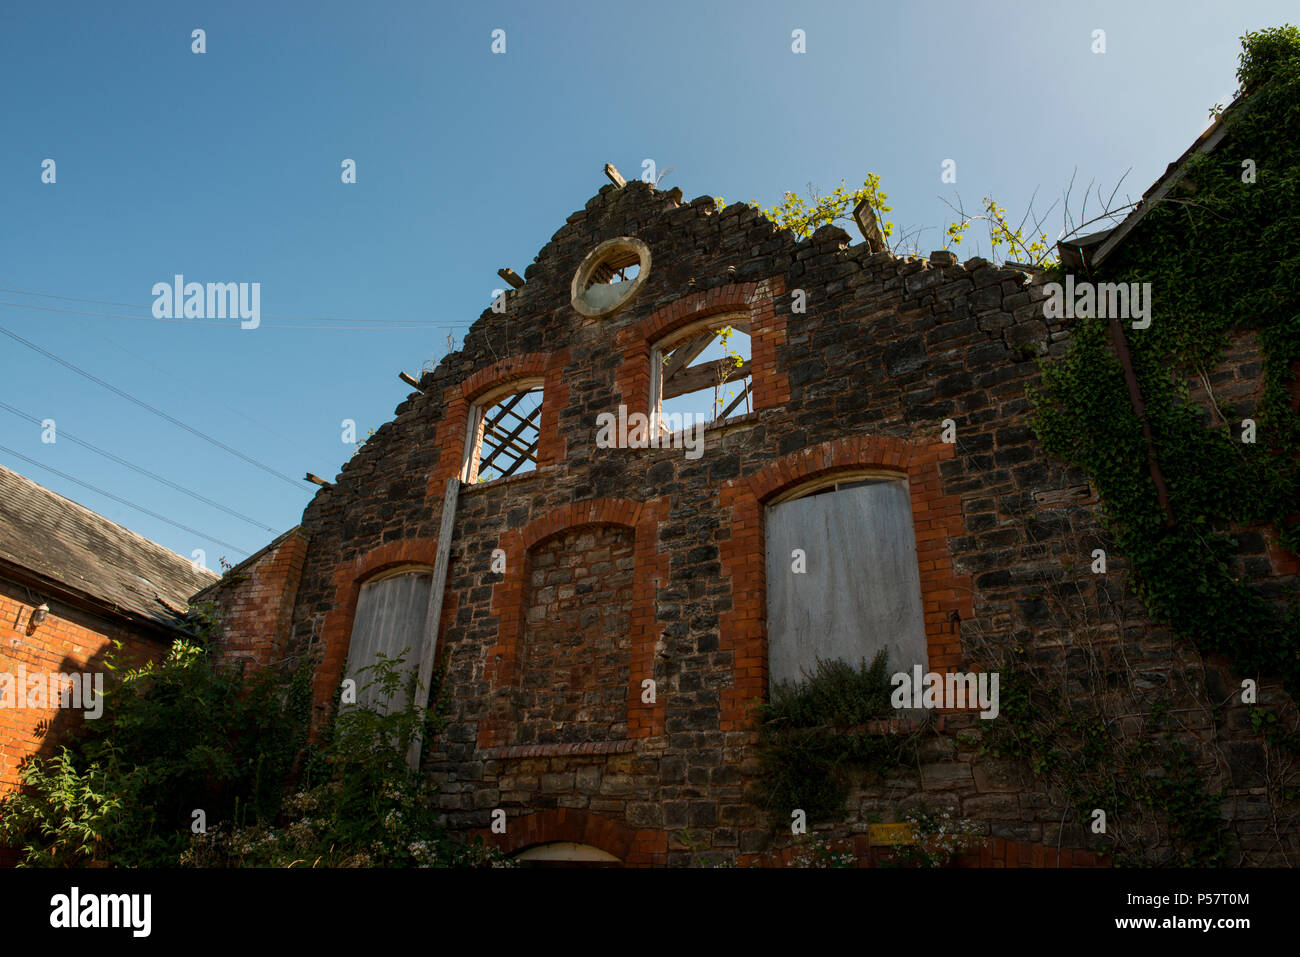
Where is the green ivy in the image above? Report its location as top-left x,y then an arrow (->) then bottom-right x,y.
981,668 -> 1227,866
1029,25 -> 1300,696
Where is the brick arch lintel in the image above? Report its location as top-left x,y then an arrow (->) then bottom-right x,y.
457,353 -> 554,404
473,809 -> 666,865
517,497 -> 644,552
311,537 -> 444,724
715,432 -> 974,731
635,282 -> 760,347
744,434 -> 918,503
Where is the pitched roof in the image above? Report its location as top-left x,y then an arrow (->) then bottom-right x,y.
0,463 -> 218,631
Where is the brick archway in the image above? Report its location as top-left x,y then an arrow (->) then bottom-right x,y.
478,497 -> 668,748
312,537 -> 442,725
476,809 -> 666,866
716,435 -> 974,729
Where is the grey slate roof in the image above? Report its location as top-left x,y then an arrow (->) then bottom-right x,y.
0,463 -> 219,631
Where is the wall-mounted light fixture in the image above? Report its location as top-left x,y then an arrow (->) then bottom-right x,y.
27,602 -> 49,636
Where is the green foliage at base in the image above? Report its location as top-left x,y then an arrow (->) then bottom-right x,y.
0,609 -> 508,868
751,653 -> 920,828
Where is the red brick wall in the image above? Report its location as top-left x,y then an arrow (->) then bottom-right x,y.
203,530 -> 309,669
0,581 -> 169,797
0,580 -> 172,866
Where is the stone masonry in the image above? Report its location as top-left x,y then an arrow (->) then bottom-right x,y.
208,178 -> 1300,866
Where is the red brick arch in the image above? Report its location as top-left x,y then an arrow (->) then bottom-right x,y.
459,353 -> 552,403
519,498 -> 644,550
312,538 -> 442,725
716,435 -> 974,731
476,808 -> 666,866
478,496 -> 668,748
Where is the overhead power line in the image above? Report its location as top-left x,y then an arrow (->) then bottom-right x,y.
3,304 -> 327,462
0,299 -> 458,331
0,444 -> 250,555
0,401 -> 278,534
0,286 -> 473,330
0,284 -> 471,325
0,323 -> 305,490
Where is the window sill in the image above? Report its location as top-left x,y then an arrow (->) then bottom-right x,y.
461,464 -> 554,493
483,739 -> 637,759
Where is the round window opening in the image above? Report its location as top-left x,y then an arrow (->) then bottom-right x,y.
570,236 -> 652,319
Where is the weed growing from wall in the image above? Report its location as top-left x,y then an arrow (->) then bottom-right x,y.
750,653 -> 922,829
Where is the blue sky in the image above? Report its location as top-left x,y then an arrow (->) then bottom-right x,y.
0,0 -> 1291,567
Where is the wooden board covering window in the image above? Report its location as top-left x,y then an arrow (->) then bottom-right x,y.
764,480 -> 928,689
344,571 -> 432,714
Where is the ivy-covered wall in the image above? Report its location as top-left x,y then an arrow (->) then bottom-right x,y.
1033,28 -> 1299,696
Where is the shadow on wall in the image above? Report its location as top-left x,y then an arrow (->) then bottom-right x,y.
0,636 -> 149,867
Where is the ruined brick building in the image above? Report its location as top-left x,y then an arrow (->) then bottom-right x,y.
206,168 -> 1299,867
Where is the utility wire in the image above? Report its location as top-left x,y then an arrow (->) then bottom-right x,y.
0,323 -> 305,490
0,401 -> 278,534
0,444 -> 250,554
3,304 -> 327,462
0,299 -> 457,331
0,284 -> 471,326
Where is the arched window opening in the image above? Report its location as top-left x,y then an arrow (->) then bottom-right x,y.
764,473 -> 928,691
513,842 -> 622,868
651,316 -> 753,430
462,381 -> 544,483
343,567 -> 433,715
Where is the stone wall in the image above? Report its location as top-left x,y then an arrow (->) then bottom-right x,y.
214,179 -> 1299,866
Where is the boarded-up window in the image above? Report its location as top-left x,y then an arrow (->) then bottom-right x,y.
344,570 -> 431,713
765,478 -> 927,688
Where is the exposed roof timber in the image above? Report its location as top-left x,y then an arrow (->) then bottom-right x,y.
662,358 -> 752,401
479,404 -> 542,473
851,196 -> 887,252
479,439 -> 536,475
483,390 -> 528,430
1056,228 -> 1116,271
480,429 -> 537,471
717,380 -> 752,419
499,442 -> 539,477
662,335 -> 715,384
